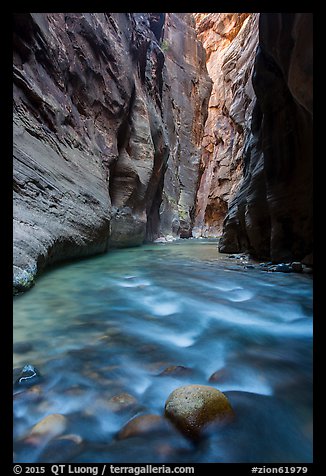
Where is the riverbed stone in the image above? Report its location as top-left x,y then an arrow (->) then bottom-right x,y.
291,262 -> 303,272
27,414 -> 68,441
164,384 -> 234,439
208,368 -> 227,383
158,365 -> 193,377
37,434 -> 83,462
13,385 -> 43,403
117,414 -> 169,440
107,393 -> 138,412
269,263 -> 292,273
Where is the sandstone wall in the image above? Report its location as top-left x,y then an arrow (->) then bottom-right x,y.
192,13 -> 259,237
13,13 -> 211,293
219,13 -> 313,263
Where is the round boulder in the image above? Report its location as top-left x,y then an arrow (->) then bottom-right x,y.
164,384 -> 234,439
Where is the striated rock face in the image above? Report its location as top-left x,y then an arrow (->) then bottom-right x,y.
219,13 -> 313,263
157,13 -> 212,239
192,13 -> 259,237
13,13 -> 211,293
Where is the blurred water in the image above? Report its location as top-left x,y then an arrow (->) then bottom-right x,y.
13,239 -> 313,463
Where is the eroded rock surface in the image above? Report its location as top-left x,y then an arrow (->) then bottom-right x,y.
13,13 -> 211,293
219,13 -> 313,263
192,13 -> 259,237
158,14 -> 212,239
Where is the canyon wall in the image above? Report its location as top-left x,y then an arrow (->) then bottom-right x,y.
192,13 -> 259,237
13,13 -> 211,293
157,13 -> 212,238
219,13 -> 313,263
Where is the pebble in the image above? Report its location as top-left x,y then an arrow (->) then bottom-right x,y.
37,434 -> 83,462
158,365 -> 193,377
117,414 -> 169,440
208,368 -> 227,383
13,385 -> 43,402
107,392 -> 138,412
26,414 -> 68,442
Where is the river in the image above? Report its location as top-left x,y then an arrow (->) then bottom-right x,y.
13,239 -> 313,463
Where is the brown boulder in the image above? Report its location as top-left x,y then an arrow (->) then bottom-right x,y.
164,384 -> 234,439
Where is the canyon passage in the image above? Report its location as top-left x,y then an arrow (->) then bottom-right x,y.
13,13 -> 313,463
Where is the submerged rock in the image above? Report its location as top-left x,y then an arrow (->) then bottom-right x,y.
13,342 -> 34,354
107,393 -> 138,413
25,414 -> 67,443
291,262 -> 303,273
117,414 -> 169,440
13,385 -> 43,402
37,434 -> 83,463
158,365 -> 193,377
14,364 -> 41,388
164,384 -> 234,439
208,368 -> 227,383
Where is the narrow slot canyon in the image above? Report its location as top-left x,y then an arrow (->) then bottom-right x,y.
13,13 -> 313,464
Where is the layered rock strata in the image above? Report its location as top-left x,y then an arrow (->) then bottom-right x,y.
192,13 -> 259,237
13,13 -> 211,293
219,13 -> 313,263
157,13 -> 212,238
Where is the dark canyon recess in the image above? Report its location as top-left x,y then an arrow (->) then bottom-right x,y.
13,13 -> 313,293
219,13 -> 313,263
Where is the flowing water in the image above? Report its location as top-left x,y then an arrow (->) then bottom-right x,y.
13,239 -> 313,463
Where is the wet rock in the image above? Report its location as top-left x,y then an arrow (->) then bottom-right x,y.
291,262 -> 303,273
14,364 -> 41,388
208,368 -> 227,383
37,434 -> 83,463
154,236 -> 175,243
268,264 -> 292,273
13,385 -> 43,402
164,384 -> 234,440
117,414 -> 169,440
259,262 -> 273,268
107,393 -> 138,413
13,342 -> 34,354
158,365 -> 193,378
25,414 -> 67,443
